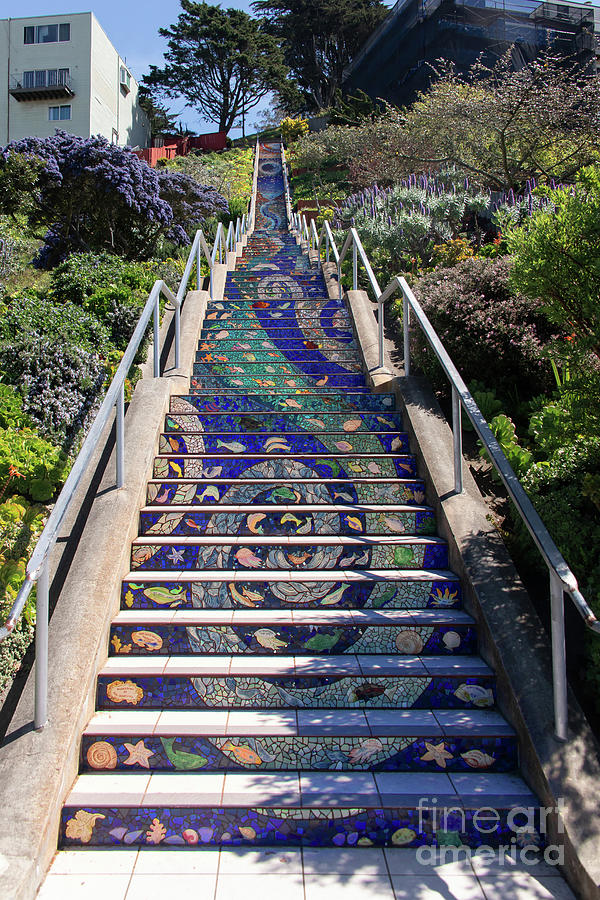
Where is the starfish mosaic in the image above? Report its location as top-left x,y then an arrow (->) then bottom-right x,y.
420,741 -> 454,768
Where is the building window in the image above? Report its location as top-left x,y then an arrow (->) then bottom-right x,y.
120,66 -> 131,93
24,22 -> 70,44
23,71 -> 34,88
49,105 -> 71,121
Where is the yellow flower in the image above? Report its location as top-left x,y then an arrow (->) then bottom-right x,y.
65,810 -> 105,843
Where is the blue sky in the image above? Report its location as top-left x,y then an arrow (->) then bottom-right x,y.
9,0 -> 267,136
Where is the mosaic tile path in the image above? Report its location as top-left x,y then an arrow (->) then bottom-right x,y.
58,142 -> 541,859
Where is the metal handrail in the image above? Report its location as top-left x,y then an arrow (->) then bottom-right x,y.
290,208 -> 600,742
0,141 -> 260,730
248,138 -> 260,231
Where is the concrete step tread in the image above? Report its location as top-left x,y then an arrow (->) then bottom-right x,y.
99,654 -> 491,678
64,770 -> 537,808
84,707 -> 515,738
131,535 -> 446,546
122,568 -> 459,583
140,503 -> 432,515
113,607 -> 474,626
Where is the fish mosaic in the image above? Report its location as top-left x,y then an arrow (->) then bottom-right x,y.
59,141 -> 539,856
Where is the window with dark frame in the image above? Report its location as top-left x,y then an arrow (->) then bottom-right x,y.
23,22 -> 71,44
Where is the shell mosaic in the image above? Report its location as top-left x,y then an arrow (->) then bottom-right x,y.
109,623 -> 476,657
59,141 -> 539,855
80,733 -> 515,772
97,674 -> 496,710
61,804 -> 539,849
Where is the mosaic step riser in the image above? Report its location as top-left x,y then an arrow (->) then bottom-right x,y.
146,481 -> 427,507
96,674 -> 496,711
195,351 -> 362,364
204,312 -> 350,322
210,299 -> 338,307
164,413 -> 404,433
198,340 -> 360,362
171,394 -> 397,414
129,540 -> 449,573
138,508 -> 436,538
189,386 -> 371,395
200,323 -> 351,334
80,732 -> 515,773
190,377 -> 368,392
171,395 -> 394,413
152,457 -> 419,481
120,578 -> 462,612
198,341 -> 359,352
156,433 -> 410,456
60,804 -> 540,850
193,364 -> 364,378
109,622 -> 475,657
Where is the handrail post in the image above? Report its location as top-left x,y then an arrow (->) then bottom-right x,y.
403,295 -> 411,376
116,382 -> 124,488
550,572 -> 569,741
352,241 -> 358,291
337,261 -> 342,301
326,233 -> 330,264
196,241 -> 201,291
452,386 -> 463,493
209,265 -> 214,301
378,299 -> 385,369
153,293 -> 160,377
175,302 -> 181,370
34,561 -> 49,730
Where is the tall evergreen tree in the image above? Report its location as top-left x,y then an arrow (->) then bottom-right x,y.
252,0 -> 387,112
144,1 -> 287,134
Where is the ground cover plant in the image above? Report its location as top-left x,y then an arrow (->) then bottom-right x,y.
0,137 -> 228,705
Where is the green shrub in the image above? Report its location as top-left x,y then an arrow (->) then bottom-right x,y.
0,422 -> 68,502
0,294 -> 110,354
0,339 -> 106,442
514,440 -> 600,705
402,257 -> 559,403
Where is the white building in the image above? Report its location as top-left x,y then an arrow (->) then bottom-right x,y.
0,12 -> 150,147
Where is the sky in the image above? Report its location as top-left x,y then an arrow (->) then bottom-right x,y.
7,0 -> 268,137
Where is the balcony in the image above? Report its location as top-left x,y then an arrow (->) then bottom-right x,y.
9,72 -> 74,102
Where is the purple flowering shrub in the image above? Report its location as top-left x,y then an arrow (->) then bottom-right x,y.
403,257 -> 560,400
1,131 -> 227,266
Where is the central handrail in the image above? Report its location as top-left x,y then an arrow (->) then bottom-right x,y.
0,140 -> 260,730
285,175 -> 600,741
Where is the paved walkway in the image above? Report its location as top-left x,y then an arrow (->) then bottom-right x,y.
39,847 -> 576,899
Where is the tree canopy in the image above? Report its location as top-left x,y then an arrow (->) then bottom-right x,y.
1,132 -> 227,266
252,0 -> 388,113
144,1 -> 287,133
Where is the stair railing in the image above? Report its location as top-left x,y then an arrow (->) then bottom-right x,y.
290,208 -> 600,743
247,138 -> 260,231
0,142 -> 262,731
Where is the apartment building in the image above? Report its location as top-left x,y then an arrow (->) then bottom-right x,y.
0,12 -> 150,147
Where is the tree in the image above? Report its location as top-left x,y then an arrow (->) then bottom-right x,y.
2,131 -> 227,266
137,86 -> 179,140
252,0 -> 388,113
506,165 -> 600,363
144,1 -> 287,134
397,50 -> 600,191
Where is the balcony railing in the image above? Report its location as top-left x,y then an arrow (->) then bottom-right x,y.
9,73 -> 74,102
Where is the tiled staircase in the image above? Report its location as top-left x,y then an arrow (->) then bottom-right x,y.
59,142 -> 539,853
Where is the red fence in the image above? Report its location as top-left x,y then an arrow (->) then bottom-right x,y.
132,132 -> 227,167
